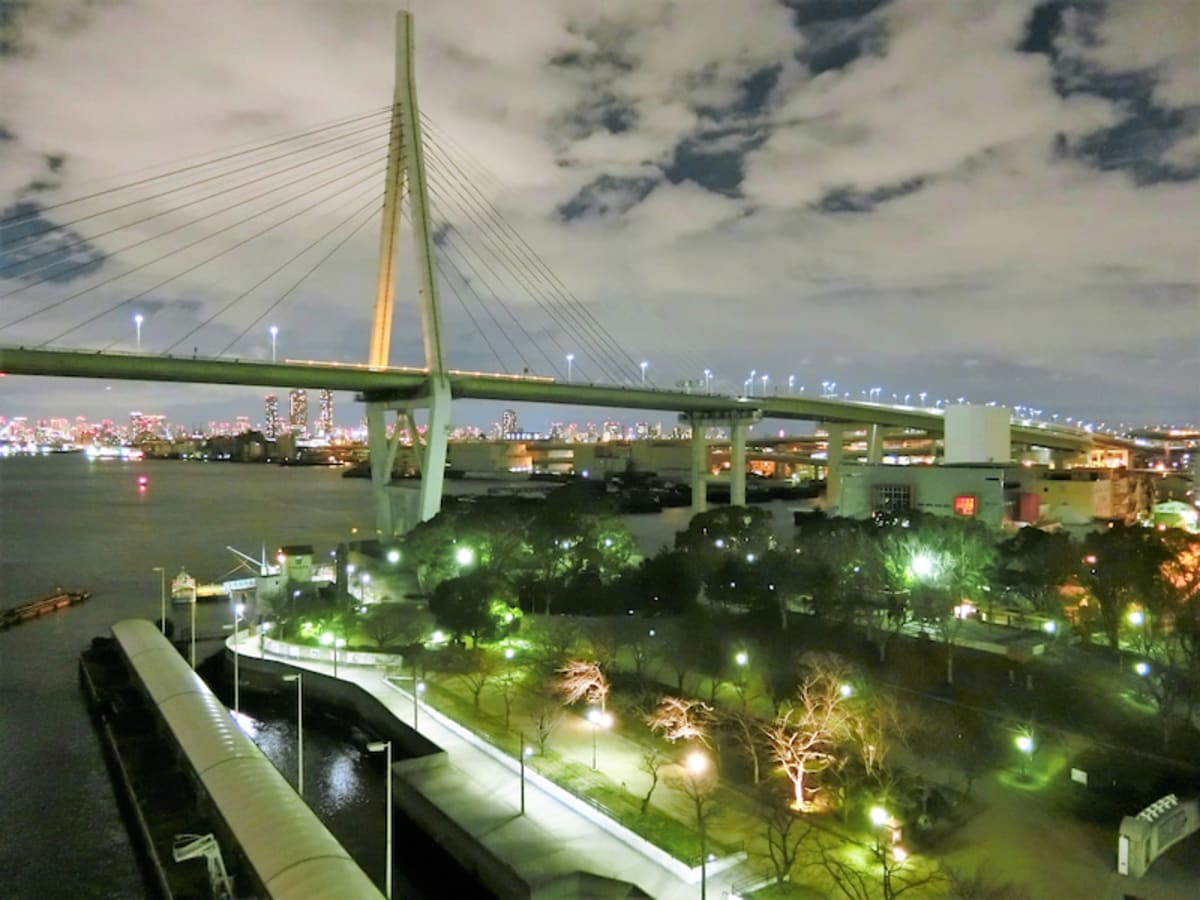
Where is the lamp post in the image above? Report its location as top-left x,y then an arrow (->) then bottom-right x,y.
566,353 -> 575,382
703,368 -> 712,394
151,566 -> 165,633
1015,733 -> 1034,778
788,374 -> 795,395
366,740 -> 394,900
587,708 -> 612,771
519,733 -> 533,814
414,680 -> 425,730
685,751 -> 711,900
269,325 -> 278,363
134,313 -> 143,350
748,369 -> 756,397
762,373 -> 769,396
232,603 -> 245,715
283,673 -> 304,796
640,360 -> 648,386
190,592 -> 196,669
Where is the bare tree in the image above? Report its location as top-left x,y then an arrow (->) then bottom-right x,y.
492,664 -> 526,730
639,748 -> 668,814
803,831 -> 943,900
453,649 -> 501,710
754,781 -> 813,885
555,659 -> 610,712
762,663 -> 857,810
646,696 -> 714,747
528,617 -> 581,673
726,708 -> 765,784
525,689 -> 564,755
943,865 -> 1032,900
667,752 -> 720,897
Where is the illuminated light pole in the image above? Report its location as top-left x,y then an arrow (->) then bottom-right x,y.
684,751 -> 712,900
283,673 -> 304,796
455,545 -> 475,568
366,740 -> 394,900
587,708 -> 612,771
788,374 -> 795,395
703,368 -> 712,394
190,592 -> 196,670
748,369 -> 756,397
269,325 -> 278,363
640,360 -> 649,386
565,352 -> 575,382
1015,732 -> 1034,778
386,548 -> 401,565
414,680 -> 425,730
151,566 -> 165,634
735,650 -> 749,668
762,374 -> 769,396
228,602 -> 246,715
519,734 -> 533,814
134,313 -> 143,350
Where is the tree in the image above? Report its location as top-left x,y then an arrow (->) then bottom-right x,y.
675,506 -> 775,578
554,660 -> 610,712
727,707 -> 766,784
646,696 -> 714,747
996,527 -> 1077,614
943,865 -> 1032,900
429,566 -> 515,647
803,829 -> 943,900
364,605 -> 432,651
1081,524 -> 1171,653
909,583 -> 964,685
639,748 -> 668,814
451,648 -> 500,709
526,617 -> 581,675
493,662 -> 526,730
667,752 -> 719,896
755,781 -> 814,885
763,661 -> 857,810
525,687 -> 564,754
634,551 -> 701,614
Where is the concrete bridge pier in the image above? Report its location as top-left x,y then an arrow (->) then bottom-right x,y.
365,383 -> 451,537
866,423 -> 884,464
682,408 -> 762,516
824,423 -> 846,510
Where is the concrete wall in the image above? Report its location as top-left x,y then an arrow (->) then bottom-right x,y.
839,463 -> 1011,527
945,405 -> 1012,464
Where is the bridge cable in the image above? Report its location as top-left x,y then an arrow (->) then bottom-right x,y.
212,190 -> 390,359
162,181 -> 389,354
29,162 -> 388,343
421,158 -> 627,385
420,114 -> 647,379
1,152 -> 388,332
1,132 -> 393,293
0,107 -> 391,231
420,119 -> 647,384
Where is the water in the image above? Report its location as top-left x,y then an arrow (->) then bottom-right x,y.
0,454 -> 382,899
0,453 -> 803,898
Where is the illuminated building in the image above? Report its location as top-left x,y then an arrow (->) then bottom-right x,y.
318,389 -> 334,436
288,389 -> 308,435
264,394 -> 279,440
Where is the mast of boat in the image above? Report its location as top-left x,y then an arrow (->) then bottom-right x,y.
225,545 -> 270,576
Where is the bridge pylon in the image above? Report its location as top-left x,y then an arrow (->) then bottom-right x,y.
681,409 -> 763,514
365,11 -> 451,537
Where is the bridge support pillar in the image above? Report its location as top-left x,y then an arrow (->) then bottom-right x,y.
417,377 -> 451,523
366,402 -> 396,538
730,420 -> 748,507
824,423 -> 845,510
689,421 -> 709,514
867,423 -> 883,464
681,408 -> 761,515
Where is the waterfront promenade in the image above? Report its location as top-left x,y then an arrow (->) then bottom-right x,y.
230,633 -> 761,899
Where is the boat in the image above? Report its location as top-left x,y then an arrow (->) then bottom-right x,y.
0,590 -> 91,629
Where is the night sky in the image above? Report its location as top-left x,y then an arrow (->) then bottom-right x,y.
1,1 -> 1196,430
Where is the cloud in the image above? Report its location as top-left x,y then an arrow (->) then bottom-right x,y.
0,0 -> 1196,429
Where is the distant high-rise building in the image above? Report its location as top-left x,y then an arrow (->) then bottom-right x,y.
500,409 -> 518,438
318,389 -> 334,436
289,389 -> 308,435
264,394 -> 279,440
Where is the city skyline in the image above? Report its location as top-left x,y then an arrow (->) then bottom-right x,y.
1,2 -> 1197,427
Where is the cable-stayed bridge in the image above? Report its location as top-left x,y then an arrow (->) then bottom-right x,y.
0,13 -> 1123,535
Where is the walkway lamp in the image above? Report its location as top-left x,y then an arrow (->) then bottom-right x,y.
685,751 -> 712,900
735,650 -> 748,668
414,680 -> 425,729
788,374 -> 795,394
566,353 -> 575,382
190,593 -> 197,670
151,566 -> 165,633
703,368 -> 712,394
455,545 -> 475,567
269,325 -> 278,363
225,602 -> 246,715
134,313 -> 143,350
282,673 -> 304,796
640,360 -> 649,386
762,374 -> 769,395
1015,732 -> 1034,778
519,734 -> 533,814
587,708 -> 613,770
366,740 -> 394,899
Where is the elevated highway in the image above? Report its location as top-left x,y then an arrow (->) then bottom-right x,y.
0,345 -> 1115,454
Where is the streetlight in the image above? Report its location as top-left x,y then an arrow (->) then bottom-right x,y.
788,374 -> 795,395
685,751 -> 711,900
566,353 -> 575,382
413,680 -> 425,730
703,369 -> 712,394
227,602 -> 246,715
587,708 -> 613,770
151,566 -> 165,634
134,313 -> 143,350
366,740 -> 394,900
386,548 -> 401,565
190,590 -> 197,670
282,673 -> 304,796
269,325 -> 278,363
321,630 -> 345,678
640,361 -> 649,386
761,374 -> 769,396
1015,732 -> 1034,778
748,369 -> 756,397
735,650 -> 749,667
519,734 -> 533,814
455,545 -> 475,567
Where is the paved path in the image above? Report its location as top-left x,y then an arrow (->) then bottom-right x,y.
231,633 -> 765,899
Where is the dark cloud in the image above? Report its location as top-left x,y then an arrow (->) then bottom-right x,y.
556,173 -> 659,220
815,176 -> 925,213
0,199 -> 106,284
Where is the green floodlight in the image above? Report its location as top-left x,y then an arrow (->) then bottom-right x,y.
455,546 -> 475,566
